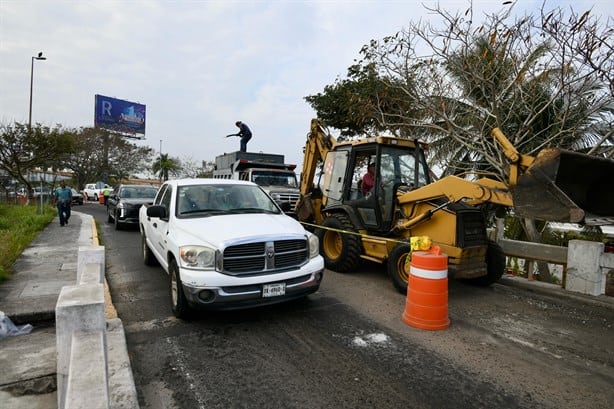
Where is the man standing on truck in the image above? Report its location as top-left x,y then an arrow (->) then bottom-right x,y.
229,121 -> 252,152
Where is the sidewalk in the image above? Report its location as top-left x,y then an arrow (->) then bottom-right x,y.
0,211 -> 138,409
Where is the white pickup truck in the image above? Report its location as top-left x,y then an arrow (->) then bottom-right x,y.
139,178 -> 324,318
82,182 -> 111,201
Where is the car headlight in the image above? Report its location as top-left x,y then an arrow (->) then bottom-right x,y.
308,233 -> 320,259
179,245 -> 217,270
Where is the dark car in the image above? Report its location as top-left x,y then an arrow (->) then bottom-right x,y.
70,188 -> 84,205
106,184 -> 159,230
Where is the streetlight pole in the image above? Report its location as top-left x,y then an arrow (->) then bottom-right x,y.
27,52 -> 46,209
29,52 -> 47,128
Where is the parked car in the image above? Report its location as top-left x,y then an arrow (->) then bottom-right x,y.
82,182 -> 111,201
70,188 -> 84,205
107,184 -> 159,230
139,178 -> 324,318
16,187 -> 52,198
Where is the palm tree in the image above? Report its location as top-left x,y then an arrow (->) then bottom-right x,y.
152,153 -> 181,182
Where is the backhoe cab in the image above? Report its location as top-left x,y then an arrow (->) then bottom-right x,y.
296,119 -> 614,293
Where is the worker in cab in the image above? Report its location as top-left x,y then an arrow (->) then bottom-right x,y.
361,162 -> 376,196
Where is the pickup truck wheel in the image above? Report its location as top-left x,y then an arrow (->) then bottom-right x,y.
141,234 -> 158,266
94,193 -> 99,201
387,243 -> 411,294
466,240 -> 506,286
315,213 -> 361,273
107,207 -> 113,223
169,259 -> 190,319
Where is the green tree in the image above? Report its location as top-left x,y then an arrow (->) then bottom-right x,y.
152,153 -> 181,182
60,127 -> 155,189
107,136 -> 154,182
0,122 -> 72,200
305,63 -> 419,138
307,4 -> 612,171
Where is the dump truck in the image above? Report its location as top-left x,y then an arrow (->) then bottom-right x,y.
213,151 -> 301,213
296,119 -> 614,293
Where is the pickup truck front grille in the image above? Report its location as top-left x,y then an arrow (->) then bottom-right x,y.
276,193 -> 300,208
223,239 -> 308,276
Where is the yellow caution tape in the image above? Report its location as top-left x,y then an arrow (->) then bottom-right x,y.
299,221 -> 432,250
299,221 -> 411,245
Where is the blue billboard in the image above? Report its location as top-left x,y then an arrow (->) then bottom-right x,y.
94,94 -> 146,136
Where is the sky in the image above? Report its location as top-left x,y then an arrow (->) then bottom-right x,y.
1,0 -> 611,177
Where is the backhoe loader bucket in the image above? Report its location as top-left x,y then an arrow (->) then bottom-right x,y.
513,148 -> 614,225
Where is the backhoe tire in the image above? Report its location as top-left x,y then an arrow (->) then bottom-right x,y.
387,243 -> 411,294
466,240 -> 505,286
315,213 -> 361,273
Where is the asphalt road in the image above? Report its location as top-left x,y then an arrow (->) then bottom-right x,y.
78,203 -> 614,409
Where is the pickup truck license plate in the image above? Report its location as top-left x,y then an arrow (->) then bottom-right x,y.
262,283 -> 286,297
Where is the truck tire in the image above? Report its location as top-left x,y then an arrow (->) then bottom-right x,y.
315,213 -> 361,273
107,207 -> 113,223
387,243 -> 411,294
94,193 -> 99,201
466,240 -> 506,286
114,211 -> 122,230
141,234 -> 158,266
169,259 -> 191,319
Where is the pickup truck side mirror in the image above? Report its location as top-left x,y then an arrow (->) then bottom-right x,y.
146,205 -> 167,219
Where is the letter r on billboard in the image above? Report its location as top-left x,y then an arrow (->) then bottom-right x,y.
102,101 -> 112,116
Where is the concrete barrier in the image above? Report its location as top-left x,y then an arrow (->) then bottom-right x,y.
80,263 -> 104,285
55,283 -> 107,408
65,331 -> 109,409
566,240 -> 614,296
497,234 -> 614,296
55,229 -> 139,409
77,246 -> 105,284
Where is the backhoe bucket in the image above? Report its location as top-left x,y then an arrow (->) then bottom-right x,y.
512,148 -> 614,225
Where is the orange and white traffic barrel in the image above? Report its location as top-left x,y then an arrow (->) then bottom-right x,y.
402,245 -> 450,331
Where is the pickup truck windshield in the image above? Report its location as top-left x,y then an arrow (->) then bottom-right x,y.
251,171 -> 298,188
177,184 -> 281,216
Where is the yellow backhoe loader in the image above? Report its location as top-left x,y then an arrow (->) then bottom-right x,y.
296,119 -> 614,293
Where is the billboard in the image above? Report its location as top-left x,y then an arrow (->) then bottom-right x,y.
94,94 -> 146,136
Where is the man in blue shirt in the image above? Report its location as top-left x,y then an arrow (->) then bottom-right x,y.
231,121 -> 252,152
53,181 -> 72,226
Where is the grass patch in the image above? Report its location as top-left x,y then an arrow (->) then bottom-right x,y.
0,204 -> 56,282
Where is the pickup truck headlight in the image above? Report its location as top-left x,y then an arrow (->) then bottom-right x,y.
179,245 -> 217,270
308,234 -> 320,259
